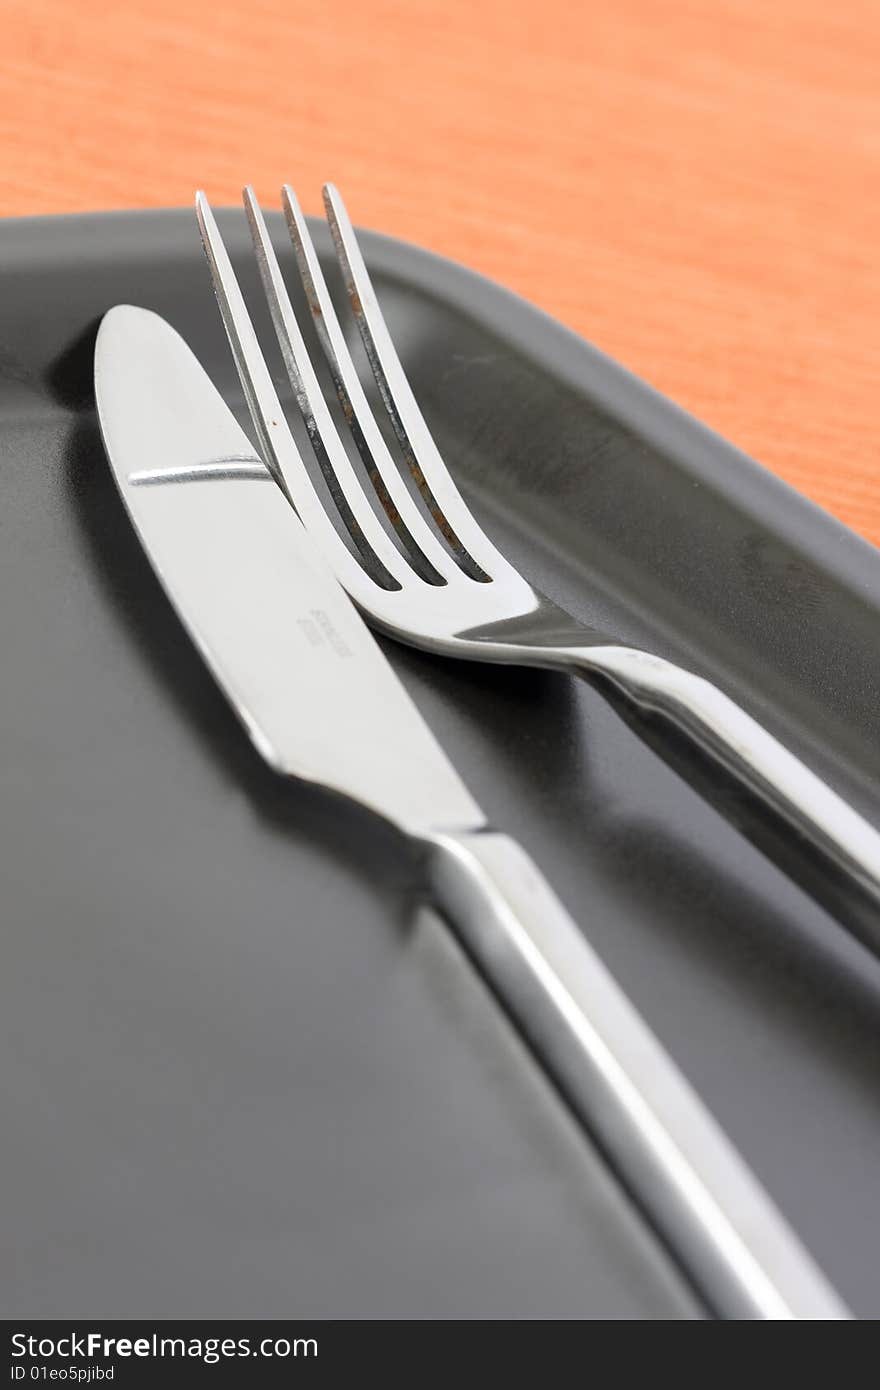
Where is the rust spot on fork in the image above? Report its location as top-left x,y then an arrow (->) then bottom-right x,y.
406,458 -> 490,582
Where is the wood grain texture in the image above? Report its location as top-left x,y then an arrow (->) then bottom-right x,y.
1,0 -> 878,545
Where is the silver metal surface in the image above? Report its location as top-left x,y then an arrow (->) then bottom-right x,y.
96,303 -> 849,1318
94,305 -> 483,837
425,828 -> 849,1321
195,187 -> 880,958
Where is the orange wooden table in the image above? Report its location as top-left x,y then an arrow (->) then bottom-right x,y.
3,0 -> 878,545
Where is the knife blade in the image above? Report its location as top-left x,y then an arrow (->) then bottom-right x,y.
94,305 -> 483,837
94,304 -> 848,1320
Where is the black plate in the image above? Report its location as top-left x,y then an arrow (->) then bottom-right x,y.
2,209 -> 879,1319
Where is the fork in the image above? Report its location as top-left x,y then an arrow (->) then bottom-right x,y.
196,186 -> 880,959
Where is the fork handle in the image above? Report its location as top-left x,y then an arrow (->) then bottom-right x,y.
424,828 -> 849,1320
566,645 -> 880,955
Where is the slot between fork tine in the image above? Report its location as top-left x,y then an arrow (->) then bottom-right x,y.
195,192 -> 400,598
276,187 -> 474,588
244,188 -> 459,588
322,183 -> 510,583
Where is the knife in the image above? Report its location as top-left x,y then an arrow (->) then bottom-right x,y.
94,304 -> 849,1320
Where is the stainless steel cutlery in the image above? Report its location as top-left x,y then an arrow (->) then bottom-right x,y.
195,185 -> 880,960
95,303 -> 849,1318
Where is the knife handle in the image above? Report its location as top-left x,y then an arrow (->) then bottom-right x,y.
569,645 -> 880,956
423,828 -> 849,1320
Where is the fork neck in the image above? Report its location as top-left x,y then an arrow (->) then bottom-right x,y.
455,591 -> 619,661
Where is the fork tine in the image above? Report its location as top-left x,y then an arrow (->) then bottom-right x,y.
282,186 -> 492,584
321,184 -> 516,582
195,192 -> 403,597
243,187 -> 458,588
